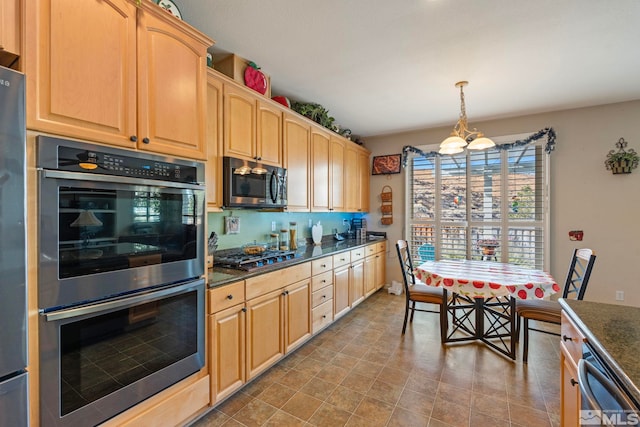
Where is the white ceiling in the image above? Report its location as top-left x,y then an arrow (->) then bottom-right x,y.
174,0 -> 640,138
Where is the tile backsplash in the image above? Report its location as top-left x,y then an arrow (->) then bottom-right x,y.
207,210 -> 367,250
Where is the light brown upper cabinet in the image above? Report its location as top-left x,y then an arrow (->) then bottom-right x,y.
206,70 -> 223,210
223,84 -> 282,167
25,0 -> 212,159
0,0 -> 20,67
330,137 -> 345,212
283,113 -> 310,211
311,128 -> 331,212
344,143 -> 370,213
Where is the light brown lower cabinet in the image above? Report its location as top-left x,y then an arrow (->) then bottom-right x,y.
364,255 -> 377,297
560,311 -> 586,426
246,288 -> 286,380
209,303 -> 246,402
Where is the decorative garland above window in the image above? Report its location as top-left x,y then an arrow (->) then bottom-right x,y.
401,127 -> 556,167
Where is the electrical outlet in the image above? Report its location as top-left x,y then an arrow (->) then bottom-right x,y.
308,219 -> 313,228
271,221 -> 276,232
343,219 -> 349,226
616,291 -> 624,301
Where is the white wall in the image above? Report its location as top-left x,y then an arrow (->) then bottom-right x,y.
364,100 -> 640,306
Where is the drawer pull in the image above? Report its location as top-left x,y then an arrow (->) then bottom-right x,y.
321,279 -> 326,283
562,335 -> 572,342
227,295 -> 233,300
322,315 -> 327,319
241,307 -> 247,313
340,258 -> 345,261
321,264 -> 326,268
570,378 -> 578,387
322,295 -> 326,299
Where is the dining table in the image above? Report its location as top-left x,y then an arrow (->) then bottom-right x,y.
414,259 -> 559,360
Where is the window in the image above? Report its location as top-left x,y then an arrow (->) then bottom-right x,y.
406,133 -> 550,269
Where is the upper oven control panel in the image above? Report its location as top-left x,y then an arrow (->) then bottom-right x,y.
37,136 -> 203,184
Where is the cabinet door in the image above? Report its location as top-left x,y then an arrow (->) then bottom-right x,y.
344,144 -> 359,212
206,71 -> 223,210
311,128 -> 331,212
334,266 -> 350,319
224,84 -> 257,161
246,289 -> 284,379
329,137 -> 345,212
283,113 -> 310,211
0,0 -> 20,66
257,100 -> 283,166
210,304 -> 246,403
284,279 -> 311,353
364,256 -> 376,297
375,252 -> 386,290
26,0 -> 138,148
561,346 -> 580,427
358,149 -> 370,212
350,261 -> 365,307
137,6 -> 209,159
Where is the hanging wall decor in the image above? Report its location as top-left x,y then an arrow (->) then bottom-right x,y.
605,138 -> 639,174
380,185 -> 393,225
372,154 -> 402,175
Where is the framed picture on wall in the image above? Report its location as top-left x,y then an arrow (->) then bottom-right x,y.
372,154 -> 402,175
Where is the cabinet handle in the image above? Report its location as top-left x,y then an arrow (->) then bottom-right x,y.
340,258 -> 345,261
562,335 -> 572,342
322,295 -> 326,299
321,264 -> 326,268
321,279 -> 326,283
227,295 -> 233,300
241,307 -> 247,313
322,315 -> 327,319
142,137 -> 150,144
130,135 -> 138,142
570,378 -> 578,387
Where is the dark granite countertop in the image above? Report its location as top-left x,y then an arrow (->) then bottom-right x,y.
559,298 -> 640,407
207,237 -> 387,288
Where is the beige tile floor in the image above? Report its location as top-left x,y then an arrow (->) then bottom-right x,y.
190,290 -> 561,427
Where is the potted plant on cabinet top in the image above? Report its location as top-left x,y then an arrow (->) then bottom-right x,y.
605,138 -> 639,174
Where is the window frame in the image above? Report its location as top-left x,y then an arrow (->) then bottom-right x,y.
404,132 -> 551,270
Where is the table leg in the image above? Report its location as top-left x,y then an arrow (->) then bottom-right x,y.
443,293 -> 516,360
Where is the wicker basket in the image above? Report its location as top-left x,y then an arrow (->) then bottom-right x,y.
380,185 -> 393,202
381,217 -> 393,225
380,204 -> 393,214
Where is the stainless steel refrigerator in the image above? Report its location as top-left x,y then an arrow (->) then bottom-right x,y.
0,66 -> 28,426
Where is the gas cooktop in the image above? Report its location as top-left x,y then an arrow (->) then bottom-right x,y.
214,249 -> 299,271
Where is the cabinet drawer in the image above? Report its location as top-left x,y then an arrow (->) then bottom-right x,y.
350,247 -> 365,262
312,271 -> 333,292
376,241 -> 386,253
333,252 -> 351,269
561,311 -> 586,362
311,256 -> 333,276
312,285 -> 333,308
365,244 -> 376,256
246,262 -> 311,299
208,281 -> 245,314
312,299 -> 333,333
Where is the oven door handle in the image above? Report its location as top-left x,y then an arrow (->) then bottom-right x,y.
41,169 -> 203,191
43,279 -> 204,322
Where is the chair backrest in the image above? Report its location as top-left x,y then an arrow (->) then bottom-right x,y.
562,248 -> 596,300
417,243 -> 435,262
396,240 -> 416,293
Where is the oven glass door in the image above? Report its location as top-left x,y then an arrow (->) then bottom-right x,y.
39,280 -> 205,427
39,173 -> 204,310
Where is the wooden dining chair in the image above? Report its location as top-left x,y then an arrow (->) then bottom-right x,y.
516,248 -> 596,362
396,240 -> 447,341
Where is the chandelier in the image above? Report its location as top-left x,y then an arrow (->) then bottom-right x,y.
439,81 -> 495,155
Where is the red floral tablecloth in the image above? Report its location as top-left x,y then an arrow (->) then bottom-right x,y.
414,259 -> 559,300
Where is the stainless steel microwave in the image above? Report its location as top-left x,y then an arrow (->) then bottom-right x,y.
223,156 -> 287,208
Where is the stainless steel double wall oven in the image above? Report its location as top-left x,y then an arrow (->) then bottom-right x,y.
37,136 -> 206,426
